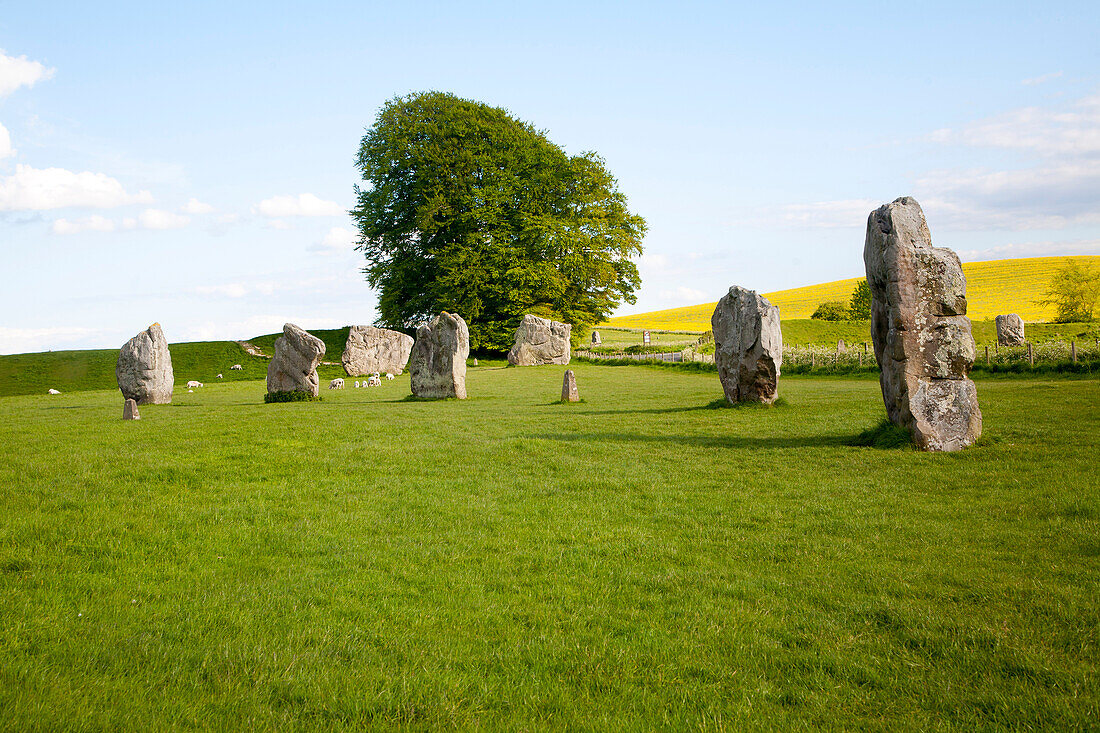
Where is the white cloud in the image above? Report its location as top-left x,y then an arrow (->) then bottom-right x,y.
0,50 -> 55,98
0,326 -> 103,356
0,164 -> 153,211
929,92 -> 1100,157
51,214 -> 116,234
266,219 -> 292,230
137,208 -> 189,230
0,122 -> 13,159
1022,71 -> 1063,86
195,283 -> 250,298
956,239 -> 1100,262
657,286 -> 709,304
771,198 -> 880,229
308,226 -> 357,254
180,197 -> 214,214
254,192 -> 344,217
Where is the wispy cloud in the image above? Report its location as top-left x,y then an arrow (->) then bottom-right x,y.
308,226 -> 358,254
0,326 -> 104,355
0,50 -> 55,98
956,239 -> 1100,262
254,193 -> 344,217
0,122 -> 13,159
51,214 -> 116,234
1021,71 -> 1063,86
0,164 -> 152,211
180,197 -> 214,214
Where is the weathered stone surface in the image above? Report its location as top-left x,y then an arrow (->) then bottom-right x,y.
865,197 -> 982,451
342,326 -> 414,376
837,338 -> 847,353
123,398 -> 140,420
266,323 -> 326,397
116,323 -> 173,405
591,330 -> 601,345
410,312 -> 469,399
711,287 -> 782,404
995,314 -> 1025,346
561,369 -> 580,402
507,315 -> 572,366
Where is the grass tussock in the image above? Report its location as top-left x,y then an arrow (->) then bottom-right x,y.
848,419 -> 913,449
263,390 -> 321,403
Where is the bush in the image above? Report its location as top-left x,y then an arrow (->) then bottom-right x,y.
811,301 -> 851,321
264,390 -> 321,403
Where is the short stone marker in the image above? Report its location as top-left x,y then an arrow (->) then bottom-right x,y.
410,311 -> 470,399
837,338 -> 847,353
473,358 -> 478,366
643,330 -> 651,345
995,314 -> 1025,347
865,197 -> 981,451
591,330 -> 601,345
712,286 -> 783,404
123,398 -> 140,420
561,370 -> 580,402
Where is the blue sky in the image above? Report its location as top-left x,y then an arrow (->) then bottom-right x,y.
2,1 -> 1098,353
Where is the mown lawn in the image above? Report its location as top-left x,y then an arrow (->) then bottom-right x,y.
0,364 -> 1097,729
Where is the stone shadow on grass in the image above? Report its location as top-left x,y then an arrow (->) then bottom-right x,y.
528,431 -> 848,450
580,397 -> 788,417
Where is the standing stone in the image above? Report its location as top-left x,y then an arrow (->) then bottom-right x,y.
865,197 -> 982,451
342,326 -> 414,376
116,323 -> 174,405
591,330 -> 601,345
995,314 -> 1025,347
472,358 -> 478,366
266,323 -> 326,398
561,370 -> 580,402
123,398 -> 140,420
507,315 -> 572,366
837,338 -> 847,353
410,312 -> 470,399
712,287 -> 783,404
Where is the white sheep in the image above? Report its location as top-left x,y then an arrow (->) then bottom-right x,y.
230,364 -> 243,370
48,388 -> 61,395
216,373 -> 223,379
385,373 -> 394,380
367,374 -> 381,387
329,378 -> 345,390
354,380 -> 360,388
186,380 -> 203,389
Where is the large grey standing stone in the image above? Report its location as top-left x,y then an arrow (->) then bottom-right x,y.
266,323 -> 326,398
865,197 -> 982,451
995,314 -> 1025,346
561,370 -> 580,402
591,330 -> 601,345
123,398 -> 140,420
116,323 -> 174,405
712,287 -> 782,404
410,312 -> 470,399
507,315 -> 572,366
342,326 -> 414,376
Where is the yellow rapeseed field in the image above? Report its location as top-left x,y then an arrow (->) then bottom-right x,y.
604,255 -> 1099,331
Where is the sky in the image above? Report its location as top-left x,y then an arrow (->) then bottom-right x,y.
1,1 -> 1098,354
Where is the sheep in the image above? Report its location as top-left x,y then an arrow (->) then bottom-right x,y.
230,364 -> 243,370
329,378 -> 345,390
354,381 -> 360,388
385,373 -> 395,380
186,380 -> 203,389
367,374 -> 382,387
48,388 -> 61,395
216,373 -> 223,379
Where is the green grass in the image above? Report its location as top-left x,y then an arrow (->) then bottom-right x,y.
248,327 -> 352,362
0,364 -> 1097,729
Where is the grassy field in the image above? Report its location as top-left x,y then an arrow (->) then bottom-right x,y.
605,255 -> 1100,330
1,363 -> 1097,729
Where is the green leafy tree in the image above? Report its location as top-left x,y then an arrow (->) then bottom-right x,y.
811,301 -> 850,321
849,278 -> 872,320
1038,261 -> 1100,322
351,92 -> 647,351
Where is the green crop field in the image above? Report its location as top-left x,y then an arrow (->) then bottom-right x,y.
605,255 -> 1100,331
1,362 -> 1097,729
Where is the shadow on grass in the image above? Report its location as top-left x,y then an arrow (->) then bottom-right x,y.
527,431 -> 849,449
845,419 -> 913,449
583,396 -> 789,416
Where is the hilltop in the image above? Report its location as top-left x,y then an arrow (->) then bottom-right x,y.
604,255 -> 1100,331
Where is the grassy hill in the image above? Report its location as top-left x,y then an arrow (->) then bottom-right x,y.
605,255 -> 1100,331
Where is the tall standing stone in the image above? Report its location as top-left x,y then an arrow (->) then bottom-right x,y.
266,323 -> 326,398
711,287 -> 783,404
591,330 -> 601,345
410,312 -> 470,399
995,314 -> 1025,347
507,314 -> 572,366
342,326 -> 414,376
561,370 -> 580,402
864,197 -> 982,451
116,323 -> 174,405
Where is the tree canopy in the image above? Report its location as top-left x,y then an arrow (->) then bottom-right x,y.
352,91 -> 647,351
849,279 -> 871,320
1038,260 -> 1099,322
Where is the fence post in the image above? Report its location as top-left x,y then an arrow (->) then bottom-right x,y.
811,352 -> 816,368
1027,342 -> 1034,367
1071,341 -> 1077,364
859,350 -> 863,367
985,345 -> 989,366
